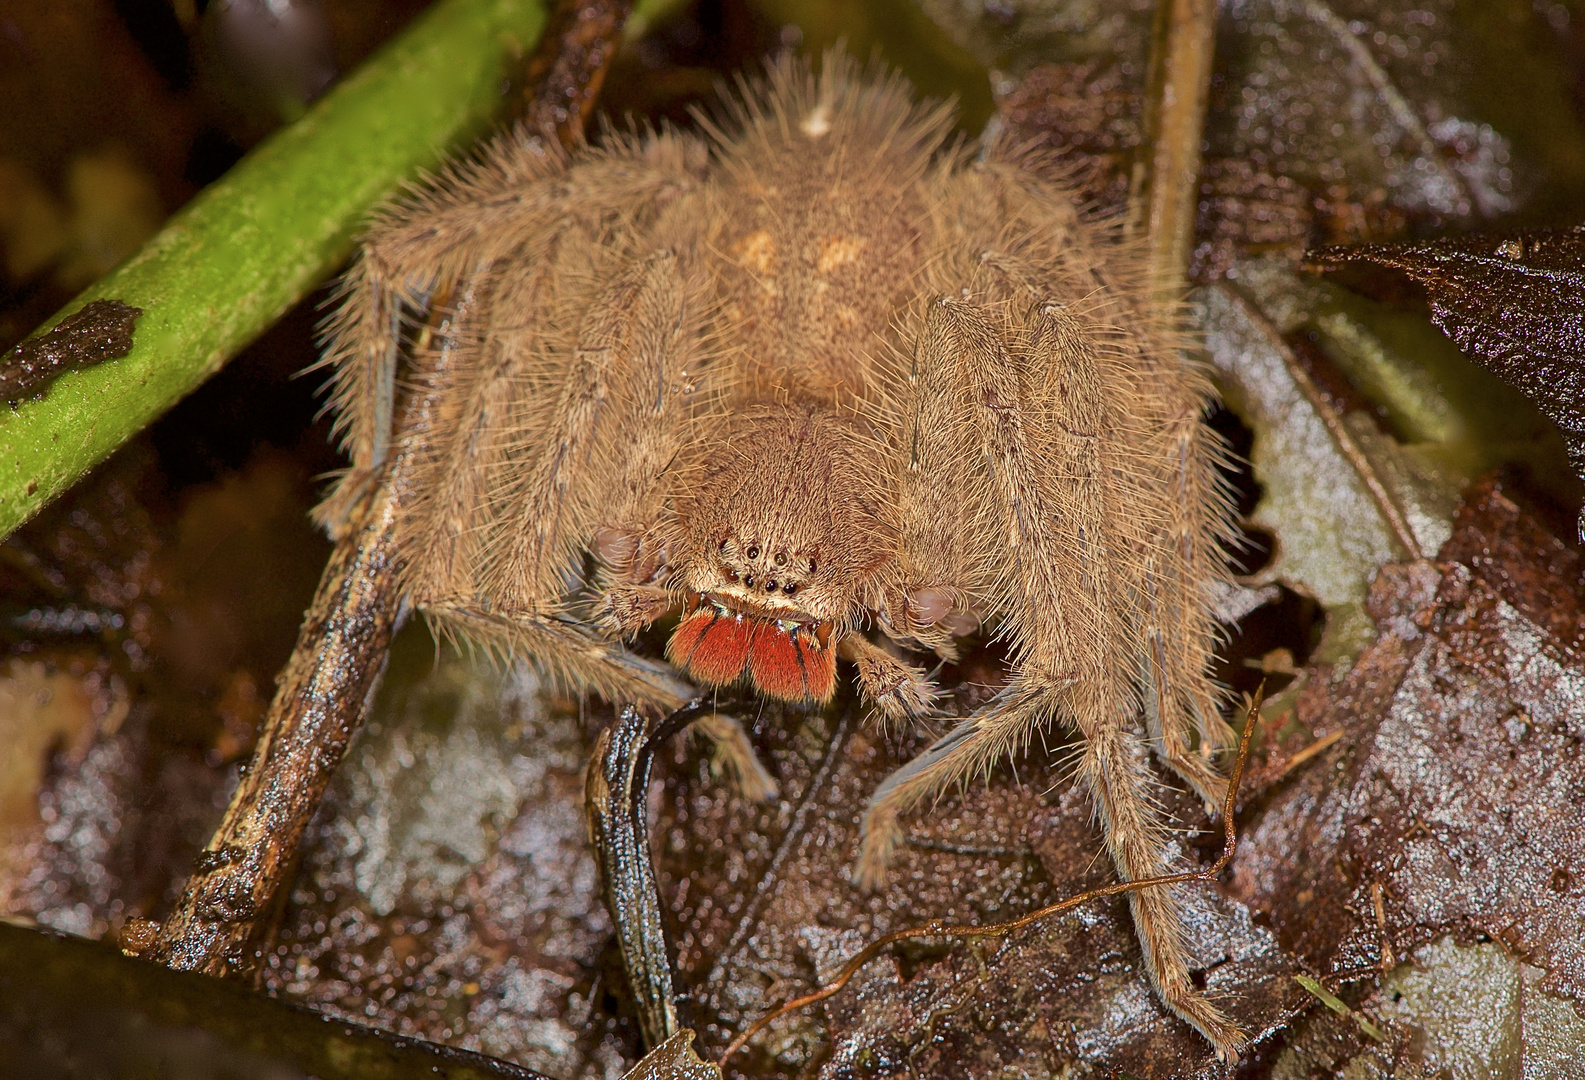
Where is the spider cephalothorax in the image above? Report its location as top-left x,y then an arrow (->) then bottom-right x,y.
657,403 -> 894,704
321,53 -> 1245,1058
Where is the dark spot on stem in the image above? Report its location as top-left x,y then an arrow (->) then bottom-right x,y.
1,299 -> 143,404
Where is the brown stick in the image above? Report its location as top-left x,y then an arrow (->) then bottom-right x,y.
146,478 -> 405,973
717,696 -> 1262,1068
517,0 -> 635,151
1134,0 -> 1219,304
146,286 -> 459,972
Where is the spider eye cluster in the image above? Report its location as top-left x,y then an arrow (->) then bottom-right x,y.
715,534 -> 818,599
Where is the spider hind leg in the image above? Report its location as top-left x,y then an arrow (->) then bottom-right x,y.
860,282 -> 1245,1057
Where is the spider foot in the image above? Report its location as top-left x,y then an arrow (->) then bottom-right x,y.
1165,987 -> 1247,1065
692,712 -> 779,803
851,805 -> 903,891
598,583 -> 673,637
840,636 -> 936,726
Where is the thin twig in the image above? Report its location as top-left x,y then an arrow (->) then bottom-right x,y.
1226,287 -> 1424,560
1277,728 -> 1345,779
147,474 -> 407,973
717,697 -> 1263,1068
1134,0 -> 1220,305
709,705 -> 858,981
516,0 -> 634,150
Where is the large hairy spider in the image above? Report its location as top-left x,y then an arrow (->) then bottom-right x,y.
318,54 -> 1244,1057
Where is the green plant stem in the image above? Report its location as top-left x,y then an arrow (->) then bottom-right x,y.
0,0 -> 548,540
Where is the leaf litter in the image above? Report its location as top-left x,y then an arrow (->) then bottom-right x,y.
643,689 -> 1303,1079
6,0 -> 1585,1077
1309,228 -> 1585,537
1230,479 -> 1585,1073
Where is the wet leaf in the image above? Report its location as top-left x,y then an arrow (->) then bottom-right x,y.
0,443 -> 333,942
983,0 -> 1585,265
1371,939 -> 1585,1080
1265,937 -> 1585,1079
0,660 -> 104,839
993,58 -> 1145,214
0,919 -> 554,1080
1212,2 -> 1508,223
643,692 -> 1304,1079
620,1029 -> 721,1080
257,630 -> 641,1079
1309,228 -> 1585,535
1197,281 -> 1462,660
1232,479 -> 1585,1010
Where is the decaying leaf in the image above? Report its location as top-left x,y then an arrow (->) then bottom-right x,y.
647,692 -> 1305,1078
619,1029 -> 721,1080
986,0 -> 1585,271
257,645 -> 639,1078
1370,938 -> 1585,1080
1197,280 -> 1461,660
992,58 -> 1144,213
1233,478 -> 1585,1009
1309,228 -> 1585,535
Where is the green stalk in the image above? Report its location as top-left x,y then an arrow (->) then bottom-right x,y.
0,0 -> 548,539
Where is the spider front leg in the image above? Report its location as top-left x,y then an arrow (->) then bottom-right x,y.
858,293 -> 1245,1058
840,635 -> 936,724
314,136 -> 578,530
317,135 -> 699,534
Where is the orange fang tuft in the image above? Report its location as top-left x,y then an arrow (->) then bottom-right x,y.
749,622 -> 835,703
667,608 -> 751,685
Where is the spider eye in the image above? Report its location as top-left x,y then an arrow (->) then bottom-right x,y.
807,558 -> 817,574
747,545 -> 760,560
743,573 -> 755,587
782,582 -> 797,595
766,580 -> 779,593
774,551 -> 786,567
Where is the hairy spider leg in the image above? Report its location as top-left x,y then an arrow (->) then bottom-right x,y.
858,288 -> 1246,1058
318,142 -> 774,797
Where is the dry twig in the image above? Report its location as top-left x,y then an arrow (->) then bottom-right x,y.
1135,0 -> 1220,304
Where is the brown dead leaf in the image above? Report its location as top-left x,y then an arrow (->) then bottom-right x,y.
1308,229 -> 1585,536
1232,477 -> 1585,1006
255,656 -> 641,1078
619,1029 -> 721,1080
649,684 -> 1305,1078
